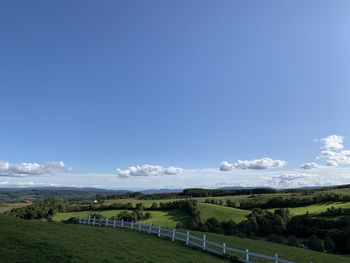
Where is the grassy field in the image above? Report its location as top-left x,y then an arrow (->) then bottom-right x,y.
0,215 -> 224,263
0,202 -> 29,213
198,203 -> 250,222
189,230 -> 350,263
102,193 -> 295,207
3,215 -> 349,263
267,201 -> 350,215
52,209 -> 189,228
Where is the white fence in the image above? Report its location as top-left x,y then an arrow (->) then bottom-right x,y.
76,216 -> 294,263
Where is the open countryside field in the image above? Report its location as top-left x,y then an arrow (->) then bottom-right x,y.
4,213 -> 348,263
288,201 -> 350,215
52,209 -> 189,228
0,215 -> 224,263
189,230 -> 350,263
267,201 -> 350,215
103,198 -> 182,207
103,193 -> 296,207
198,203 -> 250,222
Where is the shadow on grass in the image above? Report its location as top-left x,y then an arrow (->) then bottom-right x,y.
163,209 -> 191,225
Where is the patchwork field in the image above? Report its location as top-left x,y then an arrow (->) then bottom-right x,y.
0,215 -> 224,263
198,203 -> 250,222
189,230 -> 350,263
3,214 -> 349,263
267,201 -> 350,215
52,209 -> 189,228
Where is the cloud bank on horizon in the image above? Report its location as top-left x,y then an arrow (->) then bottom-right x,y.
1,135 -> 350,189
219,158 -> 286,171
0,161 -> 65,177
117,164 -> 183,177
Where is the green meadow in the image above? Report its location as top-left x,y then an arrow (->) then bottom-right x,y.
0,215 -> 224,263
3,215 -> 349,263
52,209 -> 189,228
198,203 -> 250,222
189,230 -> 350,263
267,201 -> 350,215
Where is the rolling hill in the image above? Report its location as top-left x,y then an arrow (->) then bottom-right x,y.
0,215 -> 224,263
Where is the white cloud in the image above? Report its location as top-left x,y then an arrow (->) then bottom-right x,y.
300,162 -> 322,170
318,135 -> 350,166
117,164 -> 183,178
326,160 -> 338,167
0,161 -> 65,177
301,135 -> 350,169
219,161 -> 235,171
321,135 -> 344,151
220,157 -> 286,171
264,173 -> 320,188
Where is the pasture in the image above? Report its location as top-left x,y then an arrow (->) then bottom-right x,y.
52,209 -> 189,228
0,215 -> 224,263
189,230 -> 350,263
268,201 -> 350,216
198,203 -> 250,222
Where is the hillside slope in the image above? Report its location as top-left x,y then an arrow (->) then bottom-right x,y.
0,216 -> 224,263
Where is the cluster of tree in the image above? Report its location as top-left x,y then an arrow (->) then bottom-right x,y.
217,210 -> 350,254
226,200 -> 238,208
174,200 -> 350,255
204,199 -> 224,205
239,193 -> 350,210
319,207 -> 350,217
182,188 -> 276,198
110,210 -> 152,221
85,210 -> 152,222
95,192 -> 142,201
5,199 -> 69,220
139,193 -> 180,200
90,202 -> 134,211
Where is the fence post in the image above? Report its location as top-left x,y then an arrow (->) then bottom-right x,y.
158,226 -> 161,237
202,234 -> 206,251
138,222 -> 141,231
113,219 -> 116,228
121,219 -> 124,228
148,224 -> 152,234
274,254 -> 279,263
186,231 -> 189,245
93,216 -> 96,226
222,243 -> 226,256
245,249 -> 249,262
105,218 -> 108,227
88,215 -> 91,225
131,221 -> 134,231
171,228 -> 175,241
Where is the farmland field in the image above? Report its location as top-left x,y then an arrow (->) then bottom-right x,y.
189,230 -> 350,263
198,203 -> 250,222
267,201 -> 350,215
103,198 -> 182,207
0,215 -> 224,263
52,209 -> 189,228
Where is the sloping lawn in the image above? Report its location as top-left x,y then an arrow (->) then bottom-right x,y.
198,203 -> 250,222
52,209 -> 189,228
0,215 -> 224,263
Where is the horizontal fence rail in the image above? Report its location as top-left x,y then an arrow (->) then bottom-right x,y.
75,217 -> 294,263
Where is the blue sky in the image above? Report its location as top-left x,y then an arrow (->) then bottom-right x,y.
1,1 -> 350,189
